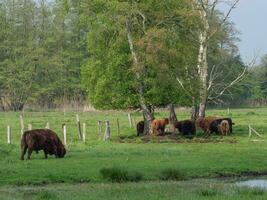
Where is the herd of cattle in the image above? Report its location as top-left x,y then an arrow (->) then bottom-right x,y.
137,116 -> 234,137
19,115 -> 234,160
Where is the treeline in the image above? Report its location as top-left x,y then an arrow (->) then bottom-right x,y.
0,0 -> 266,111
0,0 -> 88,110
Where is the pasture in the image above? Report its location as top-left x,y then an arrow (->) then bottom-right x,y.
0,107 -> 267,199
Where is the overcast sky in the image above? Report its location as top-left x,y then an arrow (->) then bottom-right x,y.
219,0 -> 267,64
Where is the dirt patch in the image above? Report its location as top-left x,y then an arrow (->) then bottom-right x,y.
116,133 -> 237,144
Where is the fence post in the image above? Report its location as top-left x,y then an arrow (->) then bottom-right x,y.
7,125 -> 11,144
82,123 -> 86,143
28,124 -> 32,130
62,124 -> 67,147
128,113 -> 133,128
76,114 -> 82,140
117,118 -> 120,136
132,116 -> 136,127
104,121 -> 111,141
45,122 -> 50,129
20,115 -> 24,138
98,121 -> 102,140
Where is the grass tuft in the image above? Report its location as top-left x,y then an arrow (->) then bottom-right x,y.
159,169 -> 186,181
37,191 -> 57,200
100,167 -> 143,183
197,188 -> 218,197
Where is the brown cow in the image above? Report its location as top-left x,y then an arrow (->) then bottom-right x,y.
219,120 -> 230,136
196,116 -> 219,134
21,129 -> 66,160
151,118 -> 169,135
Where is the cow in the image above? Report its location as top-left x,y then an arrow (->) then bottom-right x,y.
219,120 -> 230,135
136,120 -> 144,136
151,118 -> 169,135
174,120 -> 196,136
20,129 -> 66,160
196,116 -> 219,134
209,118 -> 234,134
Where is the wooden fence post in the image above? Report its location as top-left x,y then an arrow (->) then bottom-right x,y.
98,121 -> 102,140
128,113 -> 133,128
117,118 -> 120,136
28,124 -> 32,130
76,114 -> 82,140
104,121 -> 111,141
45,122 -> 50,129
82,123 -> 86,143
7,125 -> 11,144
62,124 -> 67,147
20,115 -> 24,138
132,117 -> 136,127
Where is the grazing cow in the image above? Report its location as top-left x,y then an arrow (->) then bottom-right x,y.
174,120 -> 196,136
151,118 -> 169,135
209,118 -> 234,134
196,116 -> 219,134
136,121 -> 144,136
219,120 -> 230,135
21,129 -> 66,160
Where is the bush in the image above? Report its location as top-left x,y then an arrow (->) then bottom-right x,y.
159,169 -> 186,181
100,167 -> 143,183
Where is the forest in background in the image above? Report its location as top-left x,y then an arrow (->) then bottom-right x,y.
0,0 -> 266,112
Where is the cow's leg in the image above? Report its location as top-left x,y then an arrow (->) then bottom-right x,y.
20,146 -> 27,160
27,148 -> 33,160
43,150 -> 48,159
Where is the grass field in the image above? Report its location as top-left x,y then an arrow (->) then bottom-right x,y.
0,107 -> 267,199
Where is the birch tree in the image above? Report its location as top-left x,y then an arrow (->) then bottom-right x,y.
192,0 -> 241,117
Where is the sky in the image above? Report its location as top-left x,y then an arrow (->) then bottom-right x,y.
219,0 -> 267,64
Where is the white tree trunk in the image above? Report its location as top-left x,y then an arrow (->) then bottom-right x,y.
126,18 -> 153,135
197,7 -> 209,118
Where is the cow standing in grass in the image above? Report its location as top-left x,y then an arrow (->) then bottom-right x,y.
174,120 -> 196,136
151,118 -> 169,135
21,129 -> 66,160
219,120 -> 230,135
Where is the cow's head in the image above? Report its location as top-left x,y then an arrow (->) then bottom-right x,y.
57,143 -> 66,158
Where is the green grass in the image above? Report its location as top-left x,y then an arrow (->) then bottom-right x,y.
0,107 -> 267,199
1,180 -> 267,200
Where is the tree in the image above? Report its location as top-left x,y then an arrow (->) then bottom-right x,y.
0,0 -> 37,111
82,0 -> 199,134
191,0 -> 243,117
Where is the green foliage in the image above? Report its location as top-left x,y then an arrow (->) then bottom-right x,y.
81,0 -> 199,109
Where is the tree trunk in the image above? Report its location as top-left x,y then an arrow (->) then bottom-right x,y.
197,17 -> 209,118
191,104 -> 199,121
169,104 -> 177,132
126,18 -> 153,135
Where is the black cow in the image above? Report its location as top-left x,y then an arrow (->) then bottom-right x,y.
209,118 -> 235,134
136,121 -> 144,136
174,120 -> 196,136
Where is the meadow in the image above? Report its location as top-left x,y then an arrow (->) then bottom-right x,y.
0,107 -> 267,199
